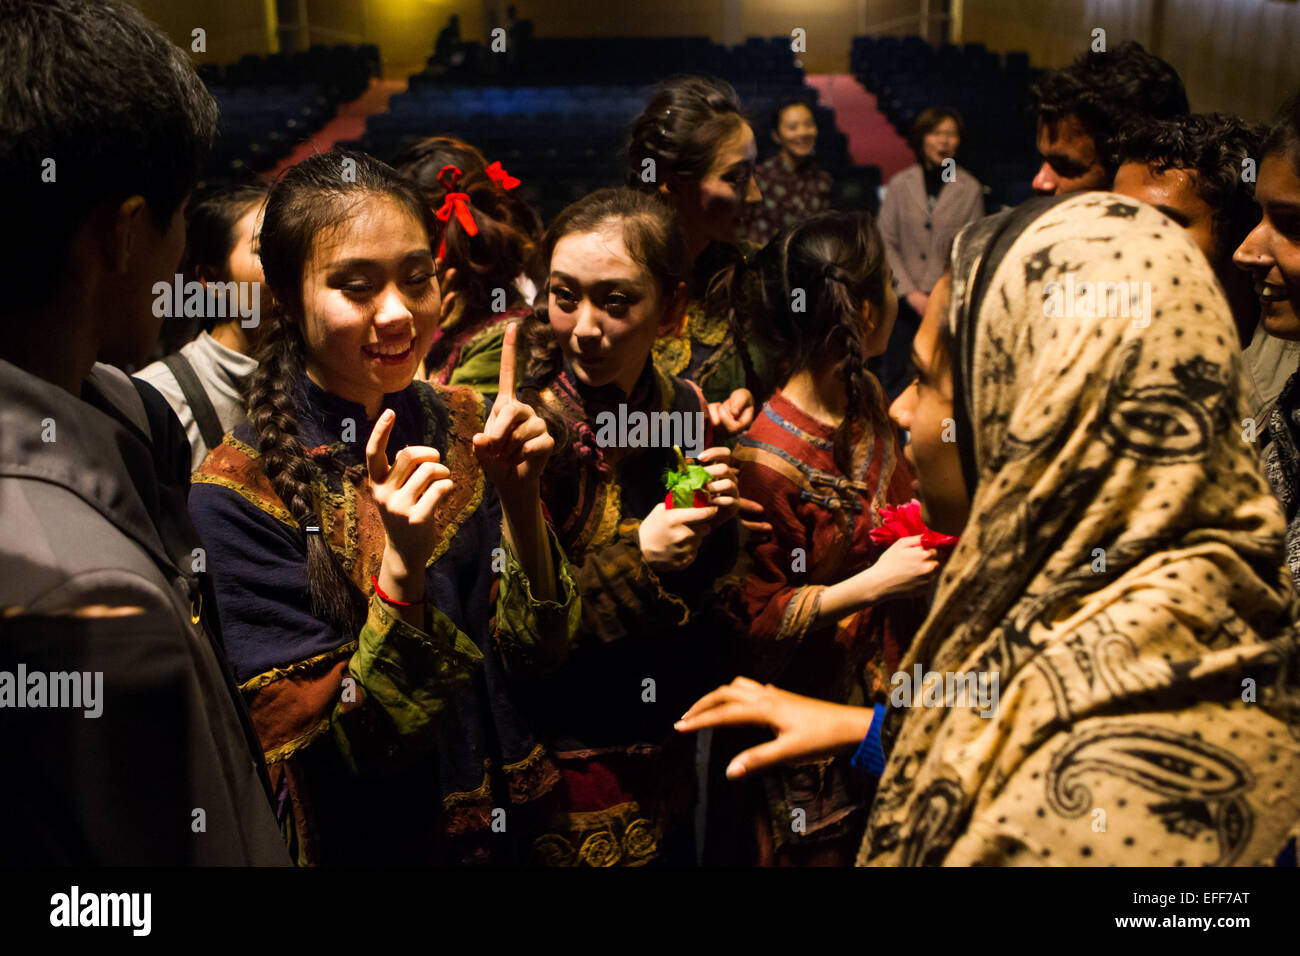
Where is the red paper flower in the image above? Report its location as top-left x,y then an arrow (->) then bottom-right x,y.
869,499 -> 959,549
664,490 -> 710,510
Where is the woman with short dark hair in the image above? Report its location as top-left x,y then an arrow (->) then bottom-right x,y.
874,106 -> 984,399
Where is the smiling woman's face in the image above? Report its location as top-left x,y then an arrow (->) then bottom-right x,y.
888,272 -> 970,536
298,196 -> 440,417
1233,151 -> 1300,340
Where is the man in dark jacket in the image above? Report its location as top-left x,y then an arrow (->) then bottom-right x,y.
0,0 -> 288,865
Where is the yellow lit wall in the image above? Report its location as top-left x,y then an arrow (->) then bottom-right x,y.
132,0 -> 276,63
131,1 -> 940,78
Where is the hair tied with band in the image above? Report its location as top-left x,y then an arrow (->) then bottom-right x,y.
821,262 -> 850,284
434,164 -> 476,257
485,160 -> 520,190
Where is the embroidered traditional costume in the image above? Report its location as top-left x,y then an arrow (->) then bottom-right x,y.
190,376 -> 579,865
517,358 -> 738,865
714,388 -> 925,864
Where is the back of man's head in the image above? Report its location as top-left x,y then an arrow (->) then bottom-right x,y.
0,0 -> 217,318
1033,40 -> 1189,178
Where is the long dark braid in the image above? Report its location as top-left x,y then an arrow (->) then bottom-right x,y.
246,149 -> 438,640
245,305 -> 367,638
707,246 -> 766,399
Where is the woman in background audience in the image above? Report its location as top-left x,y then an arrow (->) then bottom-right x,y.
875,107 -> 984,400
395,136 -> 542,399
627,75 -> 767,430
515,188 -> 742,865
682,192 -> 1300,866
190,150 -> 577,865
1235,93 -> 1300,588
711,211 -> 936,865
743,100 -> 834,247
136,182 -> 269,471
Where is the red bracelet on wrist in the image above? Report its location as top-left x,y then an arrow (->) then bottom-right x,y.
371,575 -> 423,607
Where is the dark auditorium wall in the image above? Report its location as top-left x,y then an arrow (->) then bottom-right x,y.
130,0 -> 925,78
958,0 -> 1300,123
129,0 -> 1299,121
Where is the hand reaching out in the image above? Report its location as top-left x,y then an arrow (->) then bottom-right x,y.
675,677 -> 876,779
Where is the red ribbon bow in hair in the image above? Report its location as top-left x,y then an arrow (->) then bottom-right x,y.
485,160 -> 521,190
869,499 -> 959,550
434,165 -> 478,258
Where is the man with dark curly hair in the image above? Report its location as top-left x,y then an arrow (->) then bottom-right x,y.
1111,113 -> 1299,423
1032,40 -> 1189,195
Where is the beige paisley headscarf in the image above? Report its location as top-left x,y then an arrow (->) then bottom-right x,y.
860,192 -> 1300,867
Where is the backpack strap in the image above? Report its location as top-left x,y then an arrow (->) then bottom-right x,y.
86,362 -> 151,440
162,352 -> 225,452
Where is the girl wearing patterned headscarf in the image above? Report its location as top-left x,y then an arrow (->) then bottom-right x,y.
681,192 -> 1300,866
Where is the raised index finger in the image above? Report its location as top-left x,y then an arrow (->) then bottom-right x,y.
365,409 -> 395,484
497,321 -> 518,403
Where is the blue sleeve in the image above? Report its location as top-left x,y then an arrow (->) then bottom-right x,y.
188,480 -> 337,685
850,703 -> 888,779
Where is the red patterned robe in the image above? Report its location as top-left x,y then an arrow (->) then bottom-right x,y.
716,386 -> 926,864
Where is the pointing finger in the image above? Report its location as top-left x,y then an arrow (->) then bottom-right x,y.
498,321 -> 518,403
366,410 -> 396,484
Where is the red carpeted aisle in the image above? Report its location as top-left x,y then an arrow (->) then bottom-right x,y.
272,78 -> 407,176
807,74 -> 914,181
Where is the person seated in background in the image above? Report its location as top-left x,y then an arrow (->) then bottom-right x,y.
1234,92 -> 1300,588
0,0 -> 286,865
742,100 -> 833,247
135,183 -> 270,471
1031,40 -> 1188,196
874,106 -> 984,400
679,192 -> 1300,867
434,13 -> 460,65
1110,112 -> 1296,425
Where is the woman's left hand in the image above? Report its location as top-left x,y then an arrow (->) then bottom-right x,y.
675,677 -> 876,779
473,322 -> 553,495
695,446 -> 740,524
707,388 -> 755,439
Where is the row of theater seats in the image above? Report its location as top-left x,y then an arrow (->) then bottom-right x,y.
197,44 -> 380,101
350,37 -> 871,223
852,35 -> 1040,208
198,45 -> 380,180
426,35 -> 806,89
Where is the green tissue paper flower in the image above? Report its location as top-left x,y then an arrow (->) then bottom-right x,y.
663,446 -> 713,508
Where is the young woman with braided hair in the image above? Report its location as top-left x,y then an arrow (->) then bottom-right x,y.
188,150 -> 578,865
707,211 -> 938,865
